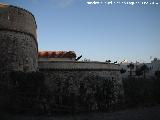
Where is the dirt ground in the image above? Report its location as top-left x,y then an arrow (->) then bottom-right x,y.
1,105 -> 160,120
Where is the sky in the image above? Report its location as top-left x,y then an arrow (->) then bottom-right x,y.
0,0 -> 160,63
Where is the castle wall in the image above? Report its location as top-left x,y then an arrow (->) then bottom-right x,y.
39,61 -> 123,111
0,4 -> 124,112
40,70 -> 122,93
0,31 -> 38,71
0,4 -> 38,72
0,4 -> 37,40
38,61 -> 122,93
38,62 -> 122,87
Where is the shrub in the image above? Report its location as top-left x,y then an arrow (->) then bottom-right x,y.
6,71 -> 45,114
123,77 -> 160,107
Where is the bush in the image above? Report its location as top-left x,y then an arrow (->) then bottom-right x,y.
3,71 -> 46,114
123,77 -> 160,107
45,74 -> 122,113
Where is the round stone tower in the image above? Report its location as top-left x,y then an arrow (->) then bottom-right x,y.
0,4 -> 38,72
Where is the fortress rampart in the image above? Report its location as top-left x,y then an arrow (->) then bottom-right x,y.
0,4 -> 37,40
39,61 -> 123,109
0,3 -> 124,113
0,4 -> 38,72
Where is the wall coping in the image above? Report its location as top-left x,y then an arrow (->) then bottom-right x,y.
0,3 -> 37,28
38,61 -> 120,71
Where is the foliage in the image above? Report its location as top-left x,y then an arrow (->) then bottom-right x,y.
46,75 -> 120,113
1,70 -> 160,114
120,68 -> 126,74
140,64 -> 149,78
106,60 -> 111,63
155,71 -> 160,78
3,71 -> 46,114
135,67 -> 143,76
123,77 -> 160,107
136,64 -> 149,78
127,63 -> 134,76
0,71 -> 123,114
82,58 -> 91,62
81,75 -> 117,111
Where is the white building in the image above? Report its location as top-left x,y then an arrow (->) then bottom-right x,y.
146,58 -> 160,77
119,58 -> 160,78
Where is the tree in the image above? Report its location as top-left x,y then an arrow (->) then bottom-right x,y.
106,60 -> 111,63
136,67 -> 143,76
120,68 -> 126,74
140,64 -> 149,79
135,64 -> 149,78
83,58 -> 91,62
127,63 -> 134,76
155,71 -> 160,78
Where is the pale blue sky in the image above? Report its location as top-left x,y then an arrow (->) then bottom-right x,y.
0,0 -> 160,63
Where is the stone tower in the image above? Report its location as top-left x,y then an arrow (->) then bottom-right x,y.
0,4 -> 38,72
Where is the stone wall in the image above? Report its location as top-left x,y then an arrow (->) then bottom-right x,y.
0,61 -> 123,113
38,62 -> 124,112
41,69 -> 122,94
0,4 -> 37,40
0,31 -> 38,72
0,70 -> 123,113
0,3 -> 124,113
39,61 -> 122,96
0,4 -> 38,72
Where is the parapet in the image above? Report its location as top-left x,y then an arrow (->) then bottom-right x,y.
0,3 -> 37,44
38,61 -> 120,71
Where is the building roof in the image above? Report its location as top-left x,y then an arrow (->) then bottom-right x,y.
38,51 -> 76,58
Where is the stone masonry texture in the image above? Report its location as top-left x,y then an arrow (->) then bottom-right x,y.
0,4 -> 38,72
0,31 -> 38,71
